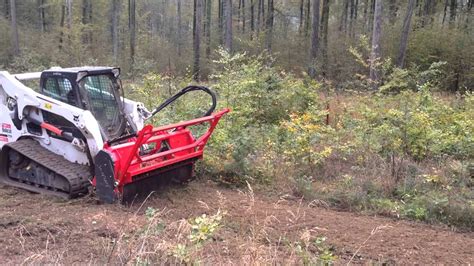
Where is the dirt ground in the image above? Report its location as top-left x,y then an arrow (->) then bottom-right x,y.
0,180 -> 472,264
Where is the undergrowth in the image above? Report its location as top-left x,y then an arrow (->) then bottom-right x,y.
129,49 -> 473,230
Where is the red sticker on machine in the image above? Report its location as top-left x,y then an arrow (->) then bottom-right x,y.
2,123 -> 12,134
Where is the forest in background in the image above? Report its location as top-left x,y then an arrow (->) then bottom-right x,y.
1,0 -> 473,230
1,0 -> 472,91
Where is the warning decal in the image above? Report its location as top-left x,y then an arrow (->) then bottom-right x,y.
2,123 -> 12,134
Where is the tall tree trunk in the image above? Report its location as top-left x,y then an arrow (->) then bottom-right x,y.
4,0 -> 9,19
369,0 -> 382,87
355,0 -> 359,19
10,0 -> 19,56
59,1 -> 66,50
299,0 -> 304,34
321,0 -> 330,77
250,0 -> 254,37
397,0 -> 415,68
224,0 -> 232,52
193,0 -> 197,39
423,0 -> 438,27
205,0 -> 212,58
38,0 -> 46,33
304,0 -> 310,36
308,0 -> 320,79
265,0 -> 273,51
363,0 -> 369,31
111,0 -> 120,64
193,0 -> 202,80
339,0 -> 349,33
82,0 -> 92,44
237,0 -> 241,31
65,0 -> 72,49
177,0 -> 182,56
218,0 -> 223,44
129,0 -> 136,68
449,0 -> 457,23
349,0 -> 355,36
368,0 -> 375,34
66,0 -> 72,29
442,0 -> 448,25
242,0 -> 246,33
388,0 -> 398,25
257,0 -> 264,33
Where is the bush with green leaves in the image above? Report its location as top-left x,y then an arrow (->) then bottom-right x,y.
130,50 -> 473,228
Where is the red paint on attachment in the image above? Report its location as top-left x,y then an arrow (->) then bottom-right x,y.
101,108 -> 230,195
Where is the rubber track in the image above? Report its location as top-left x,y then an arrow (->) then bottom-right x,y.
4,139 -> 92,198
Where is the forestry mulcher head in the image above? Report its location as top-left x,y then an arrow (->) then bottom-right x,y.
0,67 -> 229,203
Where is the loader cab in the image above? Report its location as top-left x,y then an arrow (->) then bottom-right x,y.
40,67 -> 127,140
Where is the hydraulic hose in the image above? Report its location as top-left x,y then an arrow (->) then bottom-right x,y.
149,85 -> 217,118
107,86 -> 217,146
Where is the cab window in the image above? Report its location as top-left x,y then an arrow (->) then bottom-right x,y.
42,77 -> 77,106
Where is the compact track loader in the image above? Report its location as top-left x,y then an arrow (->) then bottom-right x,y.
0,67 -> 228,203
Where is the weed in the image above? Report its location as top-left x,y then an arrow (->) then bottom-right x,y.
189,210 -> 224,245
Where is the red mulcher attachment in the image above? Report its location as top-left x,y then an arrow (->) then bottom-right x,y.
94,108 -> 229,203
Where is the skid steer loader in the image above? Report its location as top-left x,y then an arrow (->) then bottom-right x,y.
0,67 -> 229,203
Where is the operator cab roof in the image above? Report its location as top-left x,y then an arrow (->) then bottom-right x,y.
45,66 -> 116,73
42,66 -> 121,82
14,66 -> 120,81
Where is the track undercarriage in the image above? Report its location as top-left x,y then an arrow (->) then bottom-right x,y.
0,139 -> 91,198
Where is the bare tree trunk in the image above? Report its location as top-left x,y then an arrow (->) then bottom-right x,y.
299,0 -> 304,34
265,0 -> 273,51
339,0 -> 348,33
304,0 -> 310,36
218,0 -> 223,44
224,0 -> 232,52
308,0 -> 320,79
349,0 -> 355,36
250,0 -> 255,37
177,0 -> 182,56
65,0 -> 73,48
205,0 -> 212,58
368,0 -> 375,34
369,0 -> 382,87
423,0 -> 438,27
257,0 -> 264,33
193,0 -> 196,39
4,0 -> 9,19
237,0 -> 241,31
111,0 -> 121,64
242,0 -> 246,33
59,1 -> 66,50
38,0 -> 46,33
66,0 -> 72,29
363,0 -> 369,31
449,0 -> 457,23
82,0 -> 92,44
129,0 -> 136,68
442,0 -> 448,25
321,0 -> 330,77
397,0 -> 415,68
193,0 -> 202,80
388,0 -> 398,25
10,0 -> 19,56
355,0 -> 359,19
